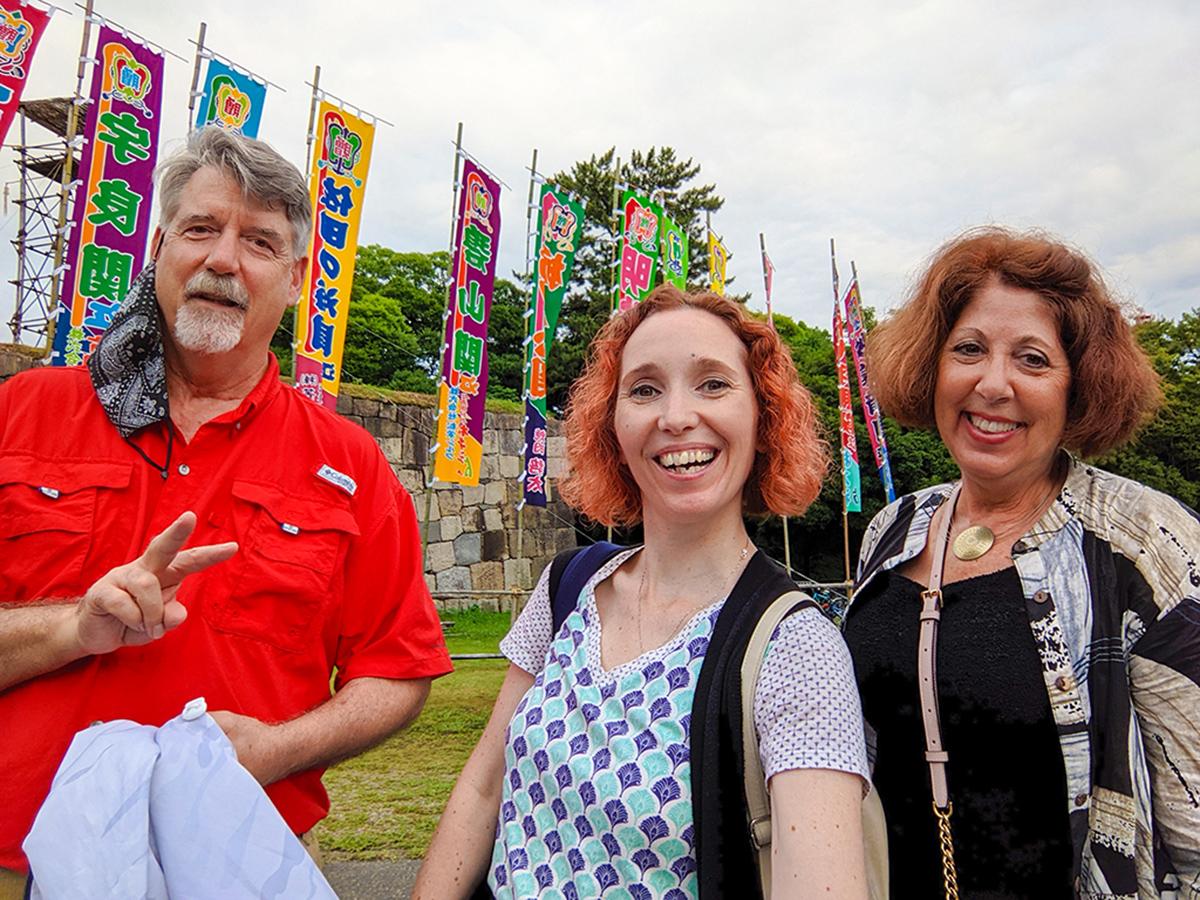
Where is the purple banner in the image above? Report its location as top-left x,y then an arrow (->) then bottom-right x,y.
51,25 -> 163,366
432,157 -> 502,485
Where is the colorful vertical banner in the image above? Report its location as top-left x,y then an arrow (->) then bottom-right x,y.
615,190 -> 659,311
0,0 -> 50,146
522,184 -> 583,506
833,302 -> 862,512
762,249 -> 775,319
842,278 -> 896,503
708,231 -> 728,295
659,213 -> 688,290
293,101 -> 374,409
433,158 -> 502,485
193,57 -> 266,137
51,26 -> 163,367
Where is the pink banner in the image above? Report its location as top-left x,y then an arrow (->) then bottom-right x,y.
0,0 -> 49,146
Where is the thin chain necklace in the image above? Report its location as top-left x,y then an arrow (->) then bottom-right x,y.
950,478 -> 1060,562
635,537 -> 752,654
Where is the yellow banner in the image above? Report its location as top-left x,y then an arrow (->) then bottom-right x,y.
708,231 -> 728,295
293,101 -> 374,410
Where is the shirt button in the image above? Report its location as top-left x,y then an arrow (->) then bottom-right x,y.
1056,675 -> 1074,692
178,464 -> 191,476
1074,793 -> 1088,807
1033,589 -> 1050,604
1012,540 -> 1028,554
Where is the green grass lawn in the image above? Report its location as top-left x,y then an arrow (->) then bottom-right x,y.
317,609 -> 512,860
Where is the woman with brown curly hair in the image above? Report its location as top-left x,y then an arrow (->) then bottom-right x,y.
843,227 -> 1200,897
416,286 -> 870,899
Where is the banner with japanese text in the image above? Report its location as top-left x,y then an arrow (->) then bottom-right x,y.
614,190 -> 659,311
0,0 -> 49,146
51,25 -> 162,366
194,57 -> 266,138
659,213 -> 688,289
843,278 -> 896,503
433,158 -> 502,485
833,301 -> 862,512
293,101 -> 374,409
708,230 -> 727,295
522,183 -> 583,506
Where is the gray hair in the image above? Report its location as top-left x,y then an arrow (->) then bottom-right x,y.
155,127 -> 311,258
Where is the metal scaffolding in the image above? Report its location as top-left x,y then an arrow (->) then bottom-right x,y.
7,96 -> 88,346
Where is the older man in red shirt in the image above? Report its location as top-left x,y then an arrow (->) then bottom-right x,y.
0,127 -> 451,884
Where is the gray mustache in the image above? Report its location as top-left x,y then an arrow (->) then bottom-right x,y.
185,271 -> 249,308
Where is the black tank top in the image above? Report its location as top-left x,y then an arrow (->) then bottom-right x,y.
844,566 -> 1074,898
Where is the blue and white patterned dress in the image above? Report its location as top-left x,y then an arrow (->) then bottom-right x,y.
491,549 -> 867,900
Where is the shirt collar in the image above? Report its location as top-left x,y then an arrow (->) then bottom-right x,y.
87,263 -> 285,437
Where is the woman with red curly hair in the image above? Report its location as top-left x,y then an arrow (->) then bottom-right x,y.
417,287 -> 871,899
844,228 -> 1200,897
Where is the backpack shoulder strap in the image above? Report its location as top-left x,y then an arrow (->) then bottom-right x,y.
739,590 -> 817,898
549,541 -> 626,634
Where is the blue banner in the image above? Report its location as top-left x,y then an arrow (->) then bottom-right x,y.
194,58 -> 265,138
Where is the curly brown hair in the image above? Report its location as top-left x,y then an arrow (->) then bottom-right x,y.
559,285 -> 828,526
867,227 -> 1161,458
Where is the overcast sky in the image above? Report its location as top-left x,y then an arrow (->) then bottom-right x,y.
3,0 -> 1197,343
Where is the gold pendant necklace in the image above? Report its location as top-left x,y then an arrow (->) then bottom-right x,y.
949,478 -> 1060,562
951,525 -> 994,561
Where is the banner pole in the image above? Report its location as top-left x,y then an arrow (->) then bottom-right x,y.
609,153 -> 621,314
513,504 -> 524,624
186,21 -> 206,131
290,64 -> 320,387
759,231 -> 788,570
758,231 -> 772,325
46,0 -> 94,354
421,121 -> 464,566
514,147 -> 538,599
304,65 -> 320,178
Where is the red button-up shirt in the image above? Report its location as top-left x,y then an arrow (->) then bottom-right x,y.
0,356 -> 451,872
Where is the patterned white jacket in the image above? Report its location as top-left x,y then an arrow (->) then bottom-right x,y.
852,457 -> 1200,899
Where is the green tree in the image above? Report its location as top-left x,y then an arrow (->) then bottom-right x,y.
1098,311 -> 1200,508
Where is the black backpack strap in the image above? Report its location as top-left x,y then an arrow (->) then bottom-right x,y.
548,541 -> 626,634
690,551 -> 807,898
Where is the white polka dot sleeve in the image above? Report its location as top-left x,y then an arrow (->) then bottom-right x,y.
753,605 -> 869,784
499,562 -> 554,676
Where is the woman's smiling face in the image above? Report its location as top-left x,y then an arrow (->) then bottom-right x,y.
614,307 -> 759,527
934,278 -> 1071,493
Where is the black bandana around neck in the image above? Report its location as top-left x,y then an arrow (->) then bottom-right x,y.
87,263 -> 170,438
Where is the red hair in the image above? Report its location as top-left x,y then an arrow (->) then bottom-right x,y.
868,227 -> 1161,458
559,286 -> 828,526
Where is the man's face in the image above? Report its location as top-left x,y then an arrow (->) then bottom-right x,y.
154,165 -> 306,363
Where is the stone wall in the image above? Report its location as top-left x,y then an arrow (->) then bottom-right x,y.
0,345 -> 579,608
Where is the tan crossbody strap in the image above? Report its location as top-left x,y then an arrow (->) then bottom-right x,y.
921,485 -> 962,900
920,485 -> 959,810
739,590 -> 807,895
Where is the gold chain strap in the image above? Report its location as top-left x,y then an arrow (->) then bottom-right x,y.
933,802 -> 960,900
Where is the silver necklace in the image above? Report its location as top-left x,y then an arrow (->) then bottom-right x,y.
636,538 -> 752,654
950,480 -> 1059,562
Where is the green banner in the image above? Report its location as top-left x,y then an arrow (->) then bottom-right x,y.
615,189 -> 661,311
522,183 -> 584,506
659,214 -> 689,289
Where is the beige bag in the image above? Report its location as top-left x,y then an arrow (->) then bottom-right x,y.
740,590 -> 889,899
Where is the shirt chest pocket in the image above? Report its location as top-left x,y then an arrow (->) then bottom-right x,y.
205,480 -> 360,654
0,456 -> 131,602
